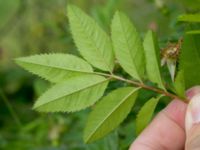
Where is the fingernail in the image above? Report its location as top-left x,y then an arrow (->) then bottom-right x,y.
186,94 -> 200,132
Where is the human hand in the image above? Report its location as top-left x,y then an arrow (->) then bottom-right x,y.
130,86 -> 200,150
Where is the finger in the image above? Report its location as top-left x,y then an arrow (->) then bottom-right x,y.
130,86 -> 200,150
130,100 -> 186,150
185,91 -> 200,149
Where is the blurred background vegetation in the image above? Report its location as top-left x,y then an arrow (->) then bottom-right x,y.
0,0 -> 199,149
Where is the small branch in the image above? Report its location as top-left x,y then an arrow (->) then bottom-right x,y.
0,89 -> 22,127
94,72 -> 189,103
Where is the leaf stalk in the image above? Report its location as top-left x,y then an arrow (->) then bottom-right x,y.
94,72 -> 189,103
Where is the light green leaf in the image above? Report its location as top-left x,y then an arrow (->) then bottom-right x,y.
15,54 -> 93,83
143,30 -> 165,90
174,70 -> 186,98
187,30 -> 200,34
33,75 -> 109,112
178,14 -> 200,22
67,5 -> 114,72
136,96 -> 161,134
111,11 -> 145,81
179,34 -> 200,88
84,87 -> 139,143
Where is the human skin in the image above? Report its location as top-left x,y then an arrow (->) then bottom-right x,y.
130,86 -> 200,150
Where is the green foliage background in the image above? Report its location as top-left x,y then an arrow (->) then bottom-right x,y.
0,0 -> 199,149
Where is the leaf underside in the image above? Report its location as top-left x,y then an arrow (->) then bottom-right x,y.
84,87 -> 139,143
136,96 -> 161,134
111,11 -> 145,81
33,75 -> 109,112
14,5 -> 200,144
67,5 -> 115,72
143,30 -> 165,90
15,54 -> 93,83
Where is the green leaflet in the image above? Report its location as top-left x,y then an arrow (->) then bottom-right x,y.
174,70 -> 186,98
178,14 -> 200,22
143,30 -> 165,90
33,75 -> 109,112
111,11 -> 145,81
179,34 -> 200,88
136,96 -> 161,135
187,30 -> 200,34
84,87 -> 139,143
178,14 -> 200,34
15,54 -> 93,83
67,5 -> 114,72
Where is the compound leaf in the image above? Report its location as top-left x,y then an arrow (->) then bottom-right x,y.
33,75 -> 108,112
143,30 -> 165,90
136,96 -> 161,134
67,5 -> 114,72
111,11 -> 145,81
15,54 -> 93,83
84,87 -> 139,143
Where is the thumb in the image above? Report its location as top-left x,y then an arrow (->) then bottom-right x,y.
185,93 -> 200,150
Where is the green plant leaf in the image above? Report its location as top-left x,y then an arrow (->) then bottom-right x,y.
174,70 -> 186,98
67,5 -> 114,72
186,30 -> 200,34
178,14 -> 200,22
143,30 -> 165,90
136,96 -> 161,134
33,75 -> 109,112
84,87 -> 139,143
15,54 -> 93,83
179,34 -> 200,88
111,11 -> 145,81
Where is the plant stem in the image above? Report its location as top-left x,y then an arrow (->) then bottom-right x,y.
0,89 -> 22,127
94,72 -> 189,103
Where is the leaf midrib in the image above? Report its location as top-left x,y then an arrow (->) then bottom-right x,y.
117,13 -> 141,80
151,41 -> 164,88
86,87 -> 139,141
17,60 -> 93,74
70,6 -> 112,72
35,78 -> 109,108
145,33 -> 164,89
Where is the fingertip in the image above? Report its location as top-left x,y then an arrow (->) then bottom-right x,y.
163,99 -> 187,129
186,86 -> 200,99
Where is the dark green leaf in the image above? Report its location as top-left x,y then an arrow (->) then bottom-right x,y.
179,34 -> 200,88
